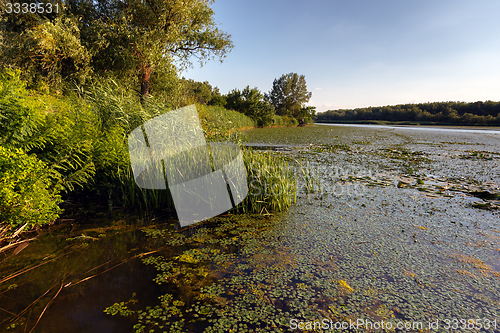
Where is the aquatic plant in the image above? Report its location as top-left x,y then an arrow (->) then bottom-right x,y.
238,149 -> 297,214
104,214 -> 342,333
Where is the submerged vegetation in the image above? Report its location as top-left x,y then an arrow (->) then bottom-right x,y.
103,214 -> 331,333
1,124 -> 498,332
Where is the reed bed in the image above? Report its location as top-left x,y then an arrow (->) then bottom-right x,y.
237,148 -> 297,214
117,165 -> 173,211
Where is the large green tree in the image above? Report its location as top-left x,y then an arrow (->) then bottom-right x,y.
1,1 -> 90,92
181,78 -> 224,105
1,0 -> 233,98
69,0 -> 233,99
266,72 -> 312,118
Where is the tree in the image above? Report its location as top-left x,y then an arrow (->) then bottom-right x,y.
181,78 -> 223,105
298,106 -> 317,122
266,73 -> 312,117
1,0 -> 233,99
69,0 -> 233,99
225,86 -> 275,127
1,2 -> 91,91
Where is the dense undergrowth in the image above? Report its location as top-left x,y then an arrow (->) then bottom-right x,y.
0,70 -> 298,244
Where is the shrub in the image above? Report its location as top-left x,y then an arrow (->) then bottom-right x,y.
0,69 -> 47,150
282,116 -> 299,127
272,115 -> 284,126
0,147 -> 63,233
197,104 -> 254,142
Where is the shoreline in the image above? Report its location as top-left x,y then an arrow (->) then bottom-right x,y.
315,121 -> 500,129
315,122 -> 500,134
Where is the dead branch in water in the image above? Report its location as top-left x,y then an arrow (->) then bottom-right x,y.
0,238 -> 37,254
29,282 -> 64,333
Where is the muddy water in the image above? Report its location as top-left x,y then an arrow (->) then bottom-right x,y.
1,124 -> 499,332
244,124 -> 500,328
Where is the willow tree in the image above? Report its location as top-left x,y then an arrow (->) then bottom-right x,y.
69,0 -> 233,99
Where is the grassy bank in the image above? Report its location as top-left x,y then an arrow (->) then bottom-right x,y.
0,71 -> 297,245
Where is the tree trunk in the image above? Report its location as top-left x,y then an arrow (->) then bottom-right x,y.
140,65 -> 154,102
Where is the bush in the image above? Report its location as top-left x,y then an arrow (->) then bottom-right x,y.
272,115 -> 284,126
282,116 -> 299,127
0,69 -> 47,150
0,147 -> 63,233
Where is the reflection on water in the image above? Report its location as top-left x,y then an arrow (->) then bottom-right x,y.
2,125 -> 499,332
0,217 -> 170,333
317,122 -> 500,134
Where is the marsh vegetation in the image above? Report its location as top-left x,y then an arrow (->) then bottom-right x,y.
1,124 -> 498,332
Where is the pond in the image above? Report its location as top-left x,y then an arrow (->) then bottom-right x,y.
1,125 -> 499,332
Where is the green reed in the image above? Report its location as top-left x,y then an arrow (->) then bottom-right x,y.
117,165 -> 173,211
294,158 -> 323,194
236,148 -> 297,214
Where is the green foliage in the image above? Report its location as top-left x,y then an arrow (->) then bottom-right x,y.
298,106 -> 317,123
0,69 -> 47,150
0,146 -> 62,231
272,115 -> 284,126
240,149 -> 297,214
84,79 -> 153,134
197,103 -> 254,142
181,78 -> 221,105
270,115 -> 301,127
0,69 -> 95,194
106,101 -> 253,210
106,213 -> 339,333
282,116 -> 299,127
25,16 -> 91,89
265,73 -> 312,118
104,301 -> 136,317
2,12 -> 92,92
69,0 -> 233,98
225,86 -> 275,127
316,100 -> 500,125
209,94 -> 227,107
1,0 -> 232,98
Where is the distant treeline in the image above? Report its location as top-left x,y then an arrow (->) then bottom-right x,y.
316,101 -> 500,126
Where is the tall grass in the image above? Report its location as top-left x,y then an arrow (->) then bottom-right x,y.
236,148 -> 297,214
294,159 -> 323,194
196,104 -> 255,142
117,165 -> 173,211
114,103 -> 255,212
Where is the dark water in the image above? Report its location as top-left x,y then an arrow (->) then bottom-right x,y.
2,125 -> 499,332
0,217 -> 170,332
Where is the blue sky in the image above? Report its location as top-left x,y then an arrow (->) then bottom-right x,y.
182,0 -> 500,112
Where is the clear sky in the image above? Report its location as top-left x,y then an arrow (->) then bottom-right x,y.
182,0 -> 500,112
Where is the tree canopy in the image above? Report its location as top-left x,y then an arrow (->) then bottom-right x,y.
1,0 -> 233,98
225,86 -> 275,127
181,78 -> 224,105
265,72 -> 312,118
316,101 -> 500,126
